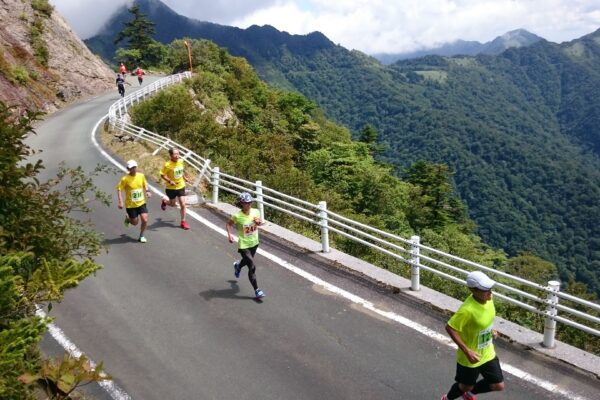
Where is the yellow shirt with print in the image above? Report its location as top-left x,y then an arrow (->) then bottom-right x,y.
447,294 -> 496,368
117,173 -> 147,209
160,159 -> 185,190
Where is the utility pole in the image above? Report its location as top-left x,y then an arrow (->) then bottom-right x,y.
183,40 -> 193,73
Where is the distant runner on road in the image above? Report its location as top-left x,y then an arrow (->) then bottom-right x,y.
117,159 -> 151,243
226,192 -> 265,299
119,62 -> 127,75
441,271 -> 505,400
135,66 -> 145,85
116,73 -> 125,97
159,148 -> 191,230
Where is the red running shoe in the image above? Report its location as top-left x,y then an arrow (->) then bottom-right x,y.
160,198 -> 167,211
181,220 -> 190,230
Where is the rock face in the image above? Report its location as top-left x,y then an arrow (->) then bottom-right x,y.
0,0 -> 115,114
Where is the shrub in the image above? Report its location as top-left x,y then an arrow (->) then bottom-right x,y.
11,66 -> 29,84
31,0 -> 53,18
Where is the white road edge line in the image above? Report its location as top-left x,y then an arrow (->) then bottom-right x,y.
36,307 -> 131,400
88,116 -> 587,400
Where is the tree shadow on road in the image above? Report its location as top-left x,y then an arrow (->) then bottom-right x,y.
199,280 -> 262,303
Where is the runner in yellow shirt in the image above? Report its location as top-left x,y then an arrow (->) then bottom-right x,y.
226,192 -> 265,299
117,160 -> 151,243
441,271 -> 505,400
159,148 -> 191,230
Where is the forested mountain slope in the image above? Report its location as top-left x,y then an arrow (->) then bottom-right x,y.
86,0 -> 600,294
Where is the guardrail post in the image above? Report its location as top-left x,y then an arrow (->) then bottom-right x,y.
255,180 -> 264,221
211,167 -> 220,204
151,139 -> 171,156
410,235 -> 421,291
193,159 -> 211,189
318,201 -> 330,253
181,150 -> 192,162
543,280 -> 561,348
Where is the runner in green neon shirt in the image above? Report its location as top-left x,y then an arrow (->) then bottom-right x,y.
441,271 -> 505,400
226,192 -> 265,299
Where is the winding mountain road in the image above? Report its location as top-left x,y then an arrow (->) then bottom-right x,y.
30,77 -> 600,399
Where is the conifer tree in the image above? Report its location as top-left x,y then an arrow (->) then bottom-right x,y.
114,4 -> 156,66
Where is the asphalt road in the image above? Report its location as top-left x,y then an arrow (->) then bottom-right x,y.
29,76 -> 600,399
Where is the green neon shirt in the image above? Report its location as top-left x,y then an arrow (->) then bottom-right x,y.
231,208 -> 261,249
448,294 -> 496,367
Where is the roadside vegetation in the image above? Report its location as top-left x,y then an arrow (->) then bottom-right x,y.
0,102 -> 112,398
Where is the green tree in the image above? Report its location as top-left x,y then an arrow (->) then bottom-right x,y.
358,124 -> 384,155
113,4 -> 156,66
0,102 -> 110,398
506,253 -> 559,284
404,160 -> 468,232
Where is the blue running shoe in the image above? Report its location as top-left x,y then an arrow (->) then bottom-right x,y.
233,261 -> 241,278
255,288 -> 265,299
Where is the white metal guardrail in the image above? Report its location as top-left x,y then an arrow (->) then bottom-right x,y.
106,73 -> 600,347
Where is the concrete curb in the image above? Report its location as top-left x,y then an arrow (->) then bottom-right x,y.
206,201 -> 600,379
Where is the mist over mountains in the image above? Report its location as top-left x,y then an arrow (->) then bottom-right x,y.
373,29 -> 544,64
85,0 -> 600,294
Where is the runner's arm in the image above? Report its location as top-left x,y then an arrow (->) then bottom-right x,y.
226,219 -> 235,243
117,189 -> 124,209
445,324 -> 480,364
161,172 -> 175,186
144,178 -> 151,198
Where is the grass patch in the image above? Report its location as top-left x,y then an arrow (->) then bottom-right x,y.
31,0 -> 54,18
0,49 -> 16,82
29,16 -> 49,66
415,70 -> 448,82
563,42 -> 586,59
11,66 -> 30,84
449,57 -> 477,67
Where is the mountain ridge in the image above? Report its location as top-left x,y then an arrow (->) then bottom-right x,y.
374,29 -> 544,64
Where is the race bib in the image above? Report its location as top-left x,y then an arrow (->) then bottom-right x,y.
131,188 -> 144,202
173,166 -> 184,179
477,326 -> 493,349
243,223 -> 257,237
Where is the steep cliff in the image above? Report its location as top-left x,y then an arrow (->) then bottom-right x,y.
0,0 -> 114,113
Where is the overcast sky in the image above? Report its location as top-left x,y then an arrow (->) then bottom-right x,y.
49,0 -> 600,54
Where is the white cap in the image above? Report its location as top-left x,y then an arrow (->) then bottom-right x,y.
466,271 -> 495,291
126,160 -> 138,169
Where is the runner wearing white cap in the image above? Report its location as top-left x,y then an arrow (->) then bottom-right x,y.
117,160 -> 151,243
441,270 -> 505,400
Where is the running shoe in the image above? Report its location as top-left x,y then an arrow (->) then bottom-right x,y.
462,393 -> 477,400
233,261 -> 241,278
440,396 -> 448,400
138,236 -> 147,243
181,220 -> 190,230
255,288 -> 265,299
160,198 -> 167,211
124,216 -> 131,227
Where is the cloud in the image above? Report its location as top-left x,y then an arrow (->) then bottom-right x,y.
49,0 -> 132,39
50,0 -> 600,53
